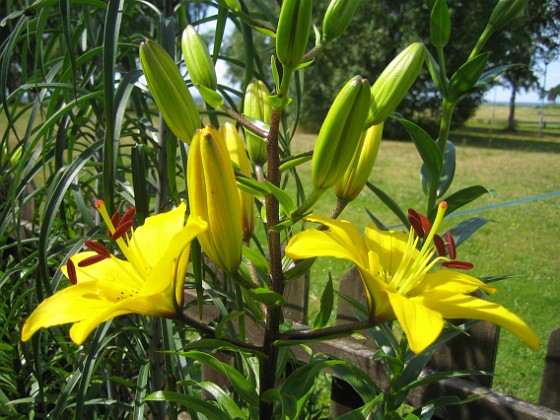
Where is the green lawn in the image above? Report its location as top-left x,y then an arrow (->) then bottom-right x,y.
290,104 -> 560,403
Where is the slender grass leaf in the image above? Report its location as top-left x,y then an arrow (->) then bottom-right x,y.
366,182 -> 409,228
132,362 -> 150,420
144,391 -> 229,419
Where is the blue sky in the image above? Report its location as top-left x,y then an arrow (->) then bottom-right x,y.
483,60 -> 560,104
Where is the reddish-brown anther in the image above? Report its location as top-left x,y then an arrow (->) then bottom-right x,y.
120,208 -> 136,227
433,234 -> 447,256
111,220 -> 134,240
444,231 -> 456,259
110,211 -> 121,229
78,253 -> 109,267
407,209 -> 425,238
85,240 -> 111,258
67,258 -> 78,285
441,260 -> 473,270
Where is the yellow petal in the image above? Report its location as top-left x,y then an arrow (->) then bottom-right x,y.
387,292 -> 444,354
411,271 -> 497,295
419,292 -> 540,349
21,277 -> 141,343
129,203 -> 188,268
364,226 -> 412,275
286,215 -> 369,267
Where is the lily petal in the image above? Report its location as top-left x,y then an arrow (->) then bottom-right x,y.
286,215 -> 369,268
411,271 -> 496,296
387,292 -> 444,354
419,292 -> 540,349
364,226 -> 411,273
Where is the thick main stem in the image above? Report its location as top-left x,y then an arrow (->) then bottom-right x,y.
259,109 -> 284,420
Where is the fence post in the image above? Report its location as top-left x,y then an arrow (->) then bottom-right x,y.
538,327 -> 560,411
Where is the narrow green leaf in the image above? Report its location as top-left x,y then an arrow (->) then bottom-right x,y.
366,182 -> 409,228
448,52 -> 491,102
421,140 -> 455,198
144,391 -> 229,419
313,273 -> 334,329
448,217 -> 491,247
265,181 -> 296,215
215,310 -> 245,338
261,388 -> 297,420
198,381 -> 245,419
242,245 -> 270,273
132,362 -> 150,420
395,116 -> 442,178
439,185 -> 495,217
424,46 -> 447,96
247,288 -> 284,307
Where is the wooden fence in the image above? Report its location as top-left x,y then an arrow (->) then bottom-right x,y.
186,265 -> 560,419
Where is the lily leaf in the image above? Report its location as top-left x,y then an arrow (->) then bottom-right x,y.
313,273 -> 334,329
421,141 -> 456,198
438,185 -> 495,218
448,52 -> 490,102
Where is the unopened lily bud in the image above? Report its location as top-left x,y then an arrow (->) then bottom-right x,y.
140,40 -> 200,144
276,0 -> 313,70
488,0 -> 527,31
367,42 -> 425,126
243,80 -> 271,165
322,0 -> 361,42
187,126 -> 242,273
335,122 -> 383,202
220,122 -> 255,240
182,25 -> 218,91
312,75 -> 371,190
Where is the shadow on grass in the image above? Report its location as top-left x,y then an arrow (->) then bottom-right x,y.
451,126 -> 560,153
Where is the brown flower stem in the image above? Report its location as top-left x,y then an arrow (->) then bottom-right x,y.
278,319 -> 378,342
259,108 -> 284,420
225,106 -> 269,139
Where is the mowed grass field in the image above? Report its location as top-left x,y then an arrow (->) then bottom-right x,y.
290,104 -> 560,403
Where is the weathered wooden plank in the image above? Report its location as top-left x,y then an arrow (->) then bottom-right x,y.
539,327 -> 560,411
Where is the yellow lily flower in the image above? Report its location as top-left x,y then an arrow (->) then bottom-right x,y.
22,201 -> 207,345
285,202 -> 539,354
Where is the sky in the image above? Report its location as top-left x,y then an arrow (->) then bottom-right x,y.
483,60 -> 560,104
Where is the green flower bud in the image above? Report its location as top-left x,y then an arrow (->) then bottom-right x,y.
335,122 -> 383,203
187,126 -> 242,273
276,0 -> 313,70
312,75 -> 371,190
430,0 -> 451,48
139,40 -> 200,144
243,80 -> 271,165
322,0 -> 361,42
221,122 -> 255,241
182,25 -> 218,91
488,0 -> 528,31
220,0 -> 241,12
367,42 -> 425,126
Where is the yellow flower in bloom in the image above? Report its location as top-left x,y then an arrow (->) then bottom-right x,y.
285,202 -> 539,354
22,201 -> 207,345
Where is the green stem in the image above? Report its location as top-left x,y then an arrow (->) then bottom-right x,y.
469,25 -> 494,60
428,99 -> 456,214
278,319 -> 378,342
329,197 -> 349,220
290,187 -> 326,218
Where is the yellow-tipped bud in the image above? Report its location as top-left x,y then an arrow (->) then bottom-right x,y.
276,0 -> 313,70
335,122 -> 383,202
312,75 -> 371,190
322,0 -> 361,42
488,0 -> 527,31
187,126 -> 242,273
220,122 -> 255,241
367,42 -> 425,126
182,25 -> 218,91
243,80 -> 271,165
140,40 -> 200,144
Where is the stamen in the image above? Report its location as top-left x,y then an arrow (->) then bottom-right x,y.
78,253 -> 108,267
433,234 -> 447,256
67,258 -> 77,285
441,260 -> 473,270
85,240 -> 111,258
111,220 -> 134,240
111,211 -> 121,228
119,208 -> 136,227
419,212 -> 432,235
408,209 -> 425,238
444,231 -> 456,259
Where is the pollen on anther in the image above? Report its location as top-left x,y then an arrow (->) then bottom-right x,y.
441,260 -> 473,270
67,258 -> 78,285
111,220 -> 134,240
444,231 -> 457,259
85,240 -> 111,258
433,234 -> 447,256
78,253 -> 108,267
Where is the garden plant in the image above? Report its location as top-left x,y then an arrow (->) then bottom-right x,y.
0,0 -> 542,418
